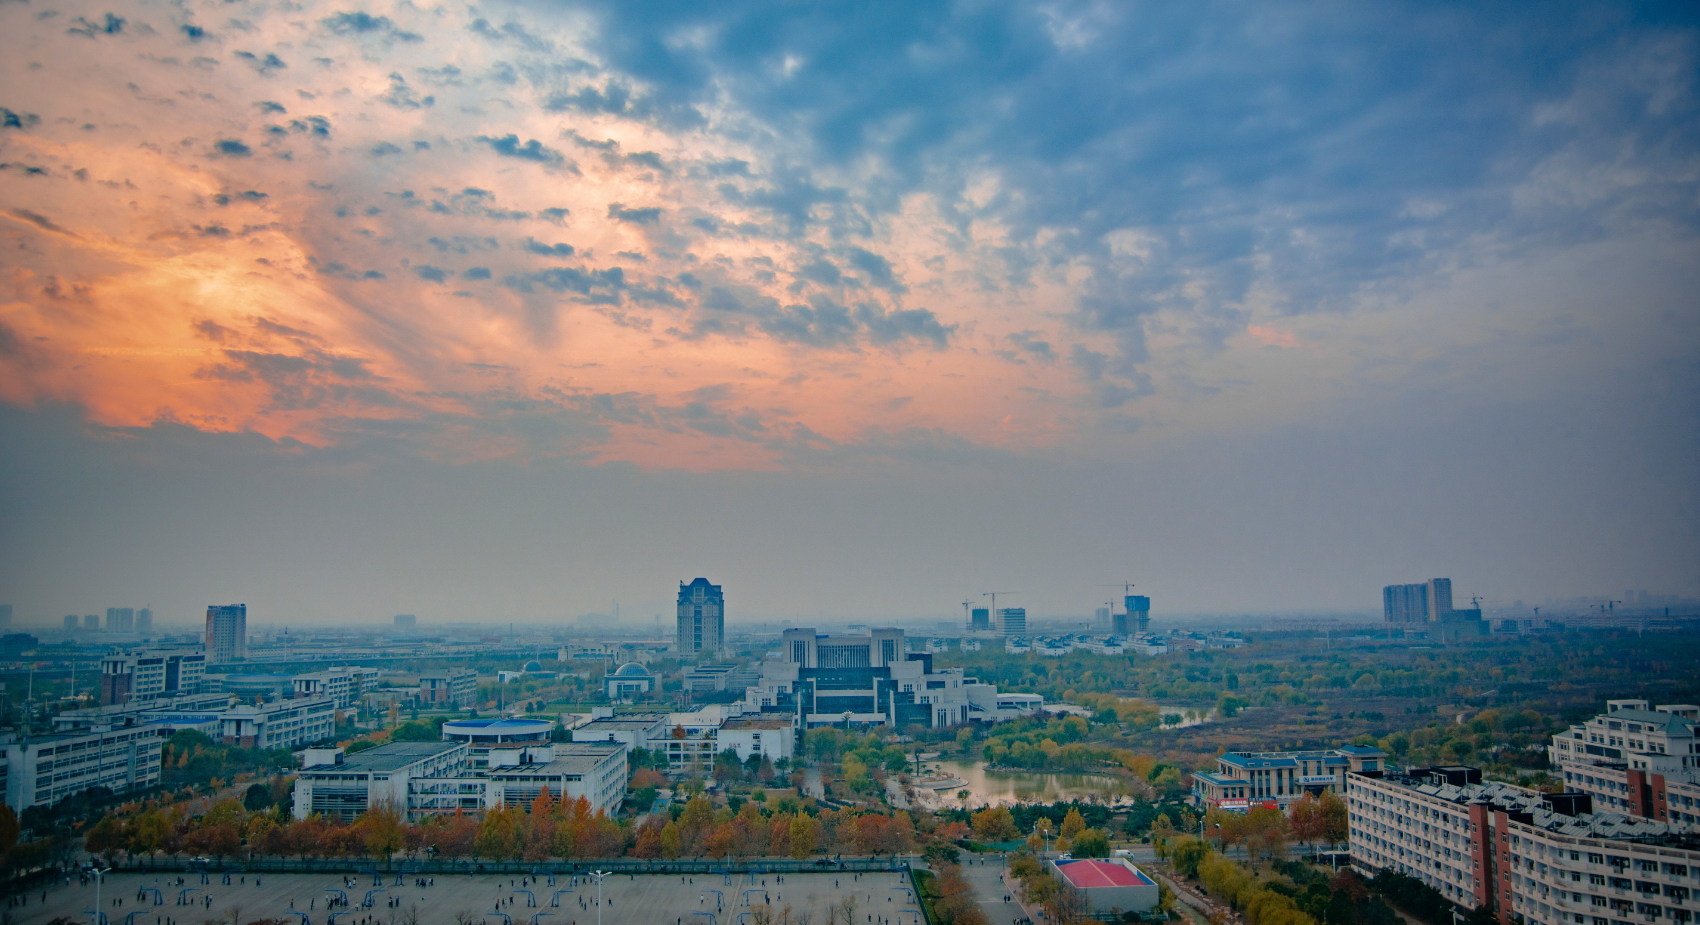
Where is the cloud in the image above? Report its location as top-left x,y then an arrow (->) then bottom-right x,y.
321,11 -> 421,42
213,139 -> 252,157
478,134 -> 564,166
523,238 -> 575,258
607,203 -> 661,224
415,265 -> 448,282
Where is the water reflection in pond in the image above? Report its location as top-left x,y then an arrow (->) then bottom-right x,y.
922,760 -> 1132,807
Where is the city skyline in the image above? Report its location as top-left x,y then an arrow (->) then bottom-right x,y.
1,0 -> 1696,619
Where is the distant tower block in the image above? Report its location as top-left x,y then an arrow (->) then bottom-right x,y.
970,607 -> 990,631
205,603 -> 248,661
106,607 -> 134,633
64,614 -> 78,631
0,604 -> 11,630
1127,595 -> 1151,633
676,577 -> 724,655
84,614 -> 99,629
136,608 -> 153,634
394,613 -> 417,629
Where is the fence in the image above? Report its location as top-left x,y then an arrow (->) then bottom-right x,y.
105,855 -> 911,876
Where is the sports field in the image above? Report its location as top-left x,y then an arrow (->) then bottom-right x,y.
11,869 -> 925,925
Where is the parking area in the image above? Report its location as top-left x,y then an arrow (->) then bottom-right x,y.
11,869 -> 925,925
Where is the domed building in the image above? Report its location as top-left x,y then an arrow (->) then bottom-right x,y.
604,662 -> 653,701
523,660 -> 543,673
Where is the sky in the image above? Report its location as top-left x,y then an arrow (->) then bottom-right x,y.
1,0 -> 1697,627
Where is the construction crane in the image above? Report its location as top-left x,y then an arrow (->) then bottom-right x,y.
983,591 -> 1020,626
961,600 -> 977,628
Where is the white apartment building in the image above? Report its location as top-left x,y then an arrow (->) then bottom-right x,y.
1549,701 -> 1700,830
1347,765 -> 1698,925
485,743 -> 628,817
2,724 -> 165,813
218,696 -> 337,749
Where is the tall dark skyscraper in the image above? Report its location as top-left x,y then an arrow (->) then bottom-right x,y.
675,578 -> 724,656
205,603 -> 247,661
969,607 -> 990,631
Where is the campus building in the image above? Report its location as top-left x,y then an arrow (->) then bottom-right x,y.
572,710 -> 671,752
1193,745 -> 1386,810
217,697 -> 338,749
294,740 -> 629,821
2,724 -> 165,814
1049,858 -> 1162,918
440,718 -> 555,769
291,667 -> 380,708
97,647 -> 208,706
1548,701 -> 1700,831
604,663 -> 655,700
418,668 -> 478,709
1346,765 -> 1700,925
739,627 -> 1043,729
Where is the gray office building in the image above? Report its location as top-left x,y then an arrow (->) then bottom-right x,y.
1126,595 -> 1151,634
1383,578 -> 1454,624
675,578 -> 724,656
205,604 -> 247,661
106,608 -> 135,633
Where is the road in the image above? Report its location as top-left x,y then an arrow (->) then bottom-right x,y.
953,854 -> 1028,925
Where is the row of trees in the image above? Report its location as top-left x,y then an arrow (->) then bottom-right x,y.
79,787 -> 929,863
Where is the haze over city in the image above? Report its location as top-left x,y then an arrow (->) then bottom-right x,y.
2,0 -> 1697,624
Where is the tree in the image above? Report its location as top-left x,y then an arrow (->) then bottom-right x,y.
970,806 -> 1019,843
1318,791 -> 1349,846
359,801 -> 406,861
1289,794 -> 1325,851
1071,829 -> 1111,858
1058,807 -> 1086,840
0,804 -> 18,854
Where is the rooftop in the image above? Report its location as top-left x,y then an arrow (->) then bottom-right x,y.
1366,770 -> 1675,840
723,716 -> 793,730
317,741 -> 464,774
581,712 -> 670,730
1056,860 -> 1153,889
441,718 -> 554,731
1592,709 -> 1697,734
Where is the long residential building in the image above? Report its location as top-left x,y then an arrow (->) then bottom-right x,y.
1346,765 -> 1700,925
2,724 -> 165,814
291,666 -> 379,708
1548,701 -> 1700,831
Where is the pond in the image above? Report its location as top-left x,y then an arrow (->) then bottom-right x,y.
912,760 -> 1132,808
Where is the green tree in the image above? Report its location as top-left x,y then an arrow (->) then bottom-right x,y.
1071,829 -> 1111,858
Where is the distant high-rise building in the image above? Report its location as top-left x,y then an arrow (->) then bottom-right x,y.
135,608 -> 152,634
1094,607 -> 1111,631
1382,579 -> 1455,624
1126,595 -> 1151,633
64,614 -> 78,631
676,578 -> 724,656
84,614 -> 99,629
997,607 -> 1027,637
1426,578 -> 1453,619
106,607 -> 135,633
394,614 -> 417,629
969,607 -> 990,631
0,604 -> 10,630
205,604 -> 247,661
1383,583 -> 1428,623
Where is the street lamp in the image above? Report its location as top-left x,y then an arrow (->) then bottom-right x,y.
89,865 -> 112,925
588,871 -> 610,925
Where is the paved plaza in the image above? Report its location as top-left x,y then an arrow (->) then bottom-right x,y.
10,869 -> 925,925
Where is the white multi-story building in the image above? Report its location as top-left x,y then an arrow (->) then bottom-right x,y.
292,666 -> 379,708
217,697 -> 337,749
738,628 -> 1044,729
53,692 -> 234,733
98,647 -> 207,705
572,710 -> 670,752
418,668 -> 478,709
295,740 -> 630,821
2,724 -> 165,813
717,715 -> 795,764
1346,765 -> 1699,925
1194,745 -> 1385,811
1548,701 -> 1700,830
204,604 -> 247,662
